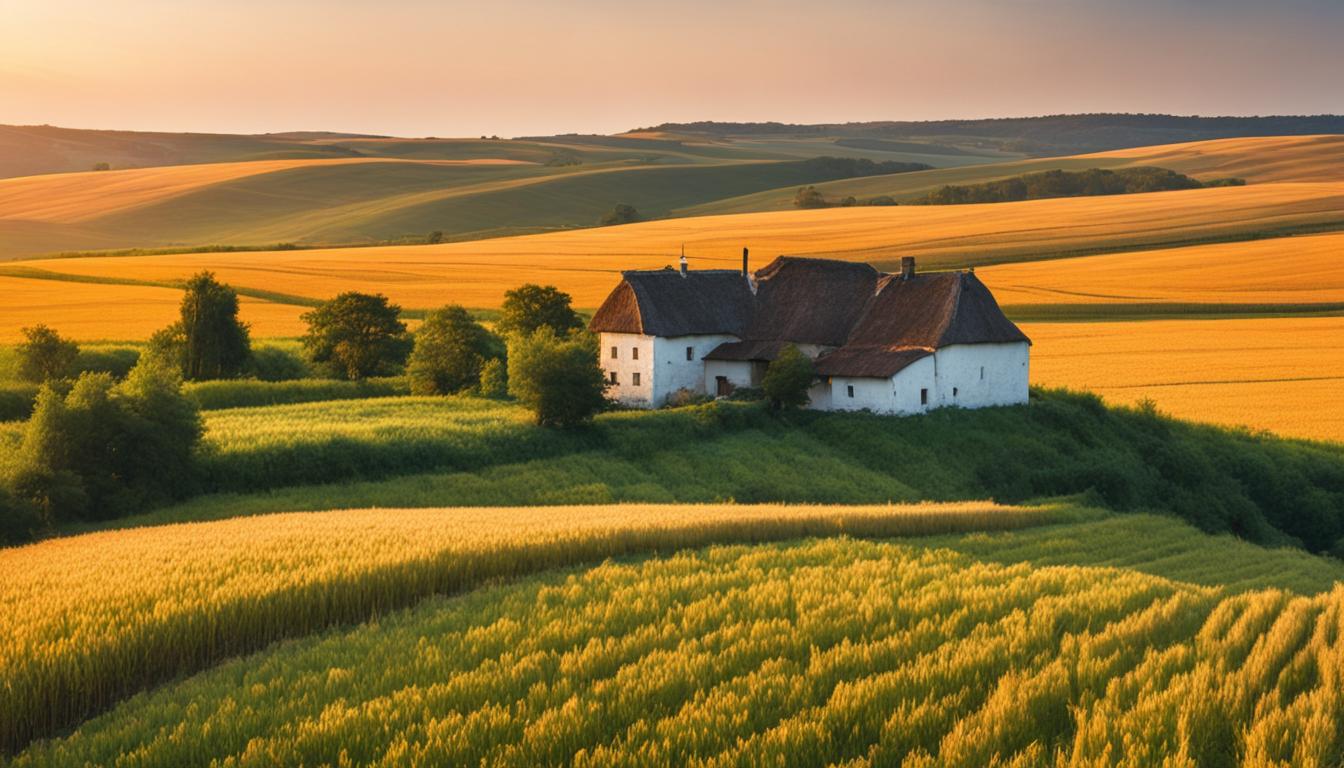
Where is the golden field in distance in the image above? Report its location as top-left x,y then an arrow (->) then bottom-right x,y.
1023,316 -> 1344,443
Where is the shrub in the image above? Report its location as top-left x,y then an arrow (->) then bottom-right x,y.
664,388 -> 712,409
74,347 -> 140,379
151,272 -> 252,381
12,362 -> 202,524
762,345 -> 815,409
247,345 -> 310,381
507,328 -> 608,427
496,284 -> 584,338
301,292 -> 412,380
477,358 -> 509,399
0,383 -> 40,421
599,204 -> 641,226
15,325 -> 78,383
0,486 -> 43,545
407,305 -> 503,395
793,185 -> 828,209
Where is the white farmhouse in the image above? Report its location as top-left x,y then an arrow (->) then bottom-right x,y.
589,252 -> 1030,414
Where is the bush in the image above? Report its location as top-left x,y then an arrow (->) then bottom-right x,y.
507,328 -> 608,427
301,293 -> 412,380
407,306 -> 503,395
726,386 -> 766,402
599,204 -> 641,226
183,377 -> 408,410
75,347 -> 140,379
477,358 -> 509,399
664,388 -> 712,409
0,485 -> 43,545
496,284 -> 584,338
0,383 -> 40,421
12,362 -> 202,524
15,325 -> 78,383
793,186 -> 828,209
762,345 -> 815,409
247,345 -> 310,381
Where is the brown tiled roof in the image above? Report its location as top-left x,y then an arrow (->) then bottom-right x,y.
845,271 -> 1031,349
703,339 -> 790,362
814,345 -> 932,378
588,269 -> 754,337
743,258 -> 879,345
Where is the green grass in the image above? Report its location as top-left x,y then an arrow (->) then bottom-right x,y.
72,389 -> 1344,554
13,516 -> 1344,767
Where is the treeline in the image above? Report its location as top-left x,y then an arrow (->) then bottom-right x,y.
0,275 -> 609,544
911,166 -> 1240,205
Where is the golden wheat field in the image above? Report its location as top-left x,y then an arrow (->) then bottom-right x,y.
1087,134 -> 1344,183
979,231 -> 1344,306
5,181 -> 1343,310
1023,316 -> 1344,442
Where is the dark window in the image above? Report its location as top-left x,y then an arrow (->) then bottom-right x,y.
953,387 -> 958,397
980,366 -> 985,380
920,388 -> 928,405
716,376 -> 732,397
686,346 -> 694,361
610,346 -> 617,359
632,347 -> 638,360
846,384 -> 854,398
609,371 -> 618,384
632,372 -> 641,386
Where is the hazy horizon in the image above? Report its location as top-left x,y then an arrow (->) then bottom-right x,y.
4,0 -> 1343,138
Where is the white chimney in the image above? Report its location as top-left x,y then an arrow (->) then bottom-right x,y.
679,246 -> 688,277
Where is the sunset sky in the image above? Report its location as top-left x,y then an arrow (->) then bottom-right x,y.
3,0 -> 1342,137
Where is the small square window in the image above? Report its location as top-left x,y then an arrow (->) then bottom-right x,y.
953,387 -> 958,397
920,388 -> 928,405
610,346 -> 618,359
632,347 -> 639,360
686,346 -> 694,361
980,366 -> 985,380
846,384 -> 854,398
632,372 -> 641,386
609,371 -> 618,384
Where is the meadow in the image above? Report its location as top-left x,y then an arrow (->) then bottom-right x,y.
9,511 -> 1344,766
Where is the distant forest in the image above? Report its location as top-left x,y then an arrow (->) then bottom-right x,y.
911,166 -> 1241,205
641,113 -> 1344,155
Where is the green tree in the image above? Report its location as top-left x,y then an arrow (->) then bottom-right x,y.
12,360 -> 202,525
762,344 -> 815,410
301,292 -> 412,379
427,230 -> 444,244
496,284 -> 584,337
407,305 -> 503,395
148,272 -> 252,380
0,486 -> 43,545
599,204 -> 641,226
15,325 -> 79,383
477,357 -> 509,399
507,328 -> 607,427
793,186 -> 828,209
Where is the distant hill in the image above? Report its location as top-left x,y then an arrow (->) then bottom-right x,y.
639,113 -> 1344,155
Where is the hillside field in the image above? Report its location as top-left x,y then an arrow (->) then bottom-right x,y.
8,507 -> 1344,765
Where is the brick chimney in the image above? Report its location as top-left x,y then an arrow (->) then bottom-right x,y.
742,247 -> 749,276
900,256 -> 916,280
680,245 -> 688,277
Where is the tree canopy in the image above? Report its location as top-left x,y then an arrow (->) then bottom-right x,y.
148,271 -> 251,380
407,305 -> 503,396
762,345 -> 815,410
301,293 -> 412,380
15,325 -> 78,383
507,328 -> 607,427
496,284 -> 584,338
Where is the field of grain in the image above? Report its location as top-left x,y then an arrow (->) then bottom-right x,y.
10,513 -> 1344,766
1023,316 -> 1344,442
0,500 -> 1054,755
5,181 -> 1342,313
980,231 -> 1344,306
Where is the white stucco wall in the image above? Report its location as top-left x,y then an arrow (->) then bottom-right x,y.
826,355 -> 936,414
704,360 -> 754,394
600,332 -> 656,406
651,335 -> 738,404
931,342 -> 1030,408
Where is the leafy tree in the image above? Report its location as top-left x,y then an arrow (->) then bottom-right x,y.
149,272 -> 252,380
477,357 -> 509,399
599,204 -> 641,226
427,230 -> 444,244
762,344 -> 815,410
12,360 -> 202,525
496,284 -> 584,338
407,305 -> 503,395
839,196 -> 858,207
0,486 -> 43,545
793,186 -> 828,209
301,292 -> 412,379
15,325 -> 79,383
507,328 -> 607,427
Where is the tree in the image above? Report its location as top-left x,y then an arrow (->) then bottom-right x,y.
91,162 -> 110,171
793,186 -> 828,209
12,360 -> 202,525
15,325 -> 79,383
507,328 -> 607,427
406,305 -> 502,395
762,344 -> 815,410
0,486 -> 42,545
477,357 -> 508,399
496,284 -> 584,337
427,230 -> 444,244
148,272 -> 251,380
599,204 -> 641,226
301,292 -> 411,379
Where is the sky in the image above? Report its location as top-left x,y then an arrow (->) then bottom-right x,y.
2,0 -> 1342,137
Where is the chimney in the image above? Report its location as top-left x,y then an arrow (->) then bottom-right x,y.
679,246 -> 688,278
900,256 -> 916,280
742,247 -> 749,277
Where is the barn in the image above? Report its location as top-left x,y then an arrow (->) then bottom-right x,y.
588,252 -> 1030,413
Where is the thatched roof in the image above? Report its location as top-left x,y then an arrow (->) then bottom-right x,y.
590,257 -> 1028,378
589,268 -> 754,337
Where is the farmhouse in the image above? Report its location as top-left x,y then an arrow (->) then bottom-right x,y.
589,252 -> 1030,413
